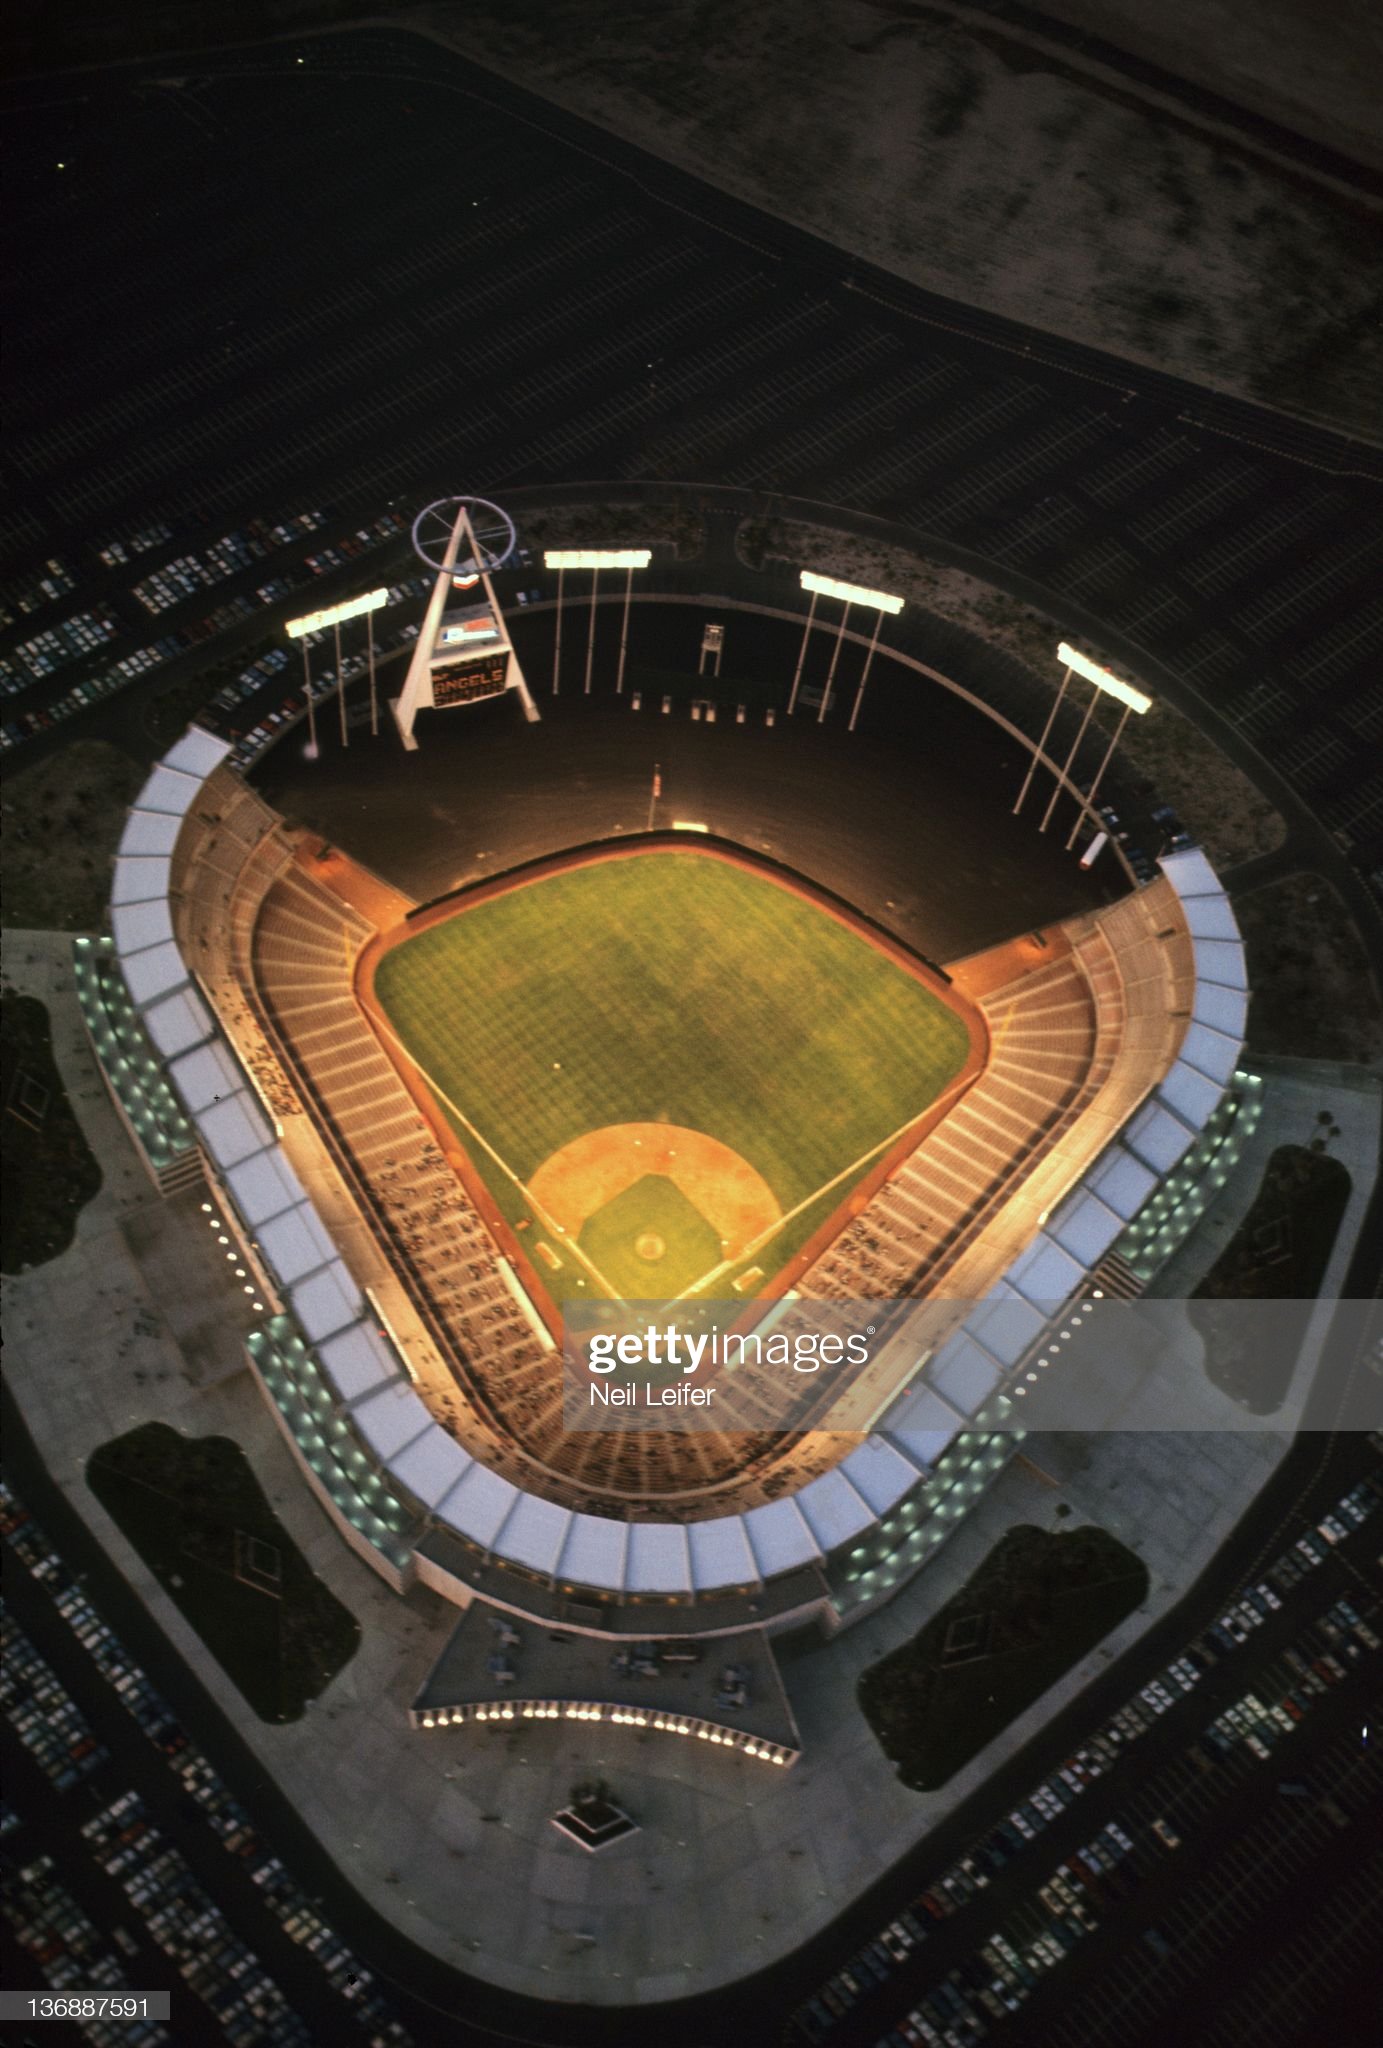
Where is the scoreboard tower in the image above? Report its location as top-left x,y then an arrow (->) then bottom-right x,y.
392,496 -> 538,750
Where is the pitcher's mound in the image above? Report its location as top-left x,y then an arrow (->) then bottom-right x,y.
529,1122 -> 780,1255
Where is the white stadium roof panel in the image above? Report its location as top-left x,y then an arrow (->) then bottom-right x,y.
626,1523 -> 692,1594
390,1429 -> 473,1511
1124,1098 -> 1196,1174
141,987 -> 215,1060
1178,1020 -> 1241,1085
224,1147 -> 309,1227
1191,937 -> 1248,990
111,897 -> 175,957
1179,893 -> 1241,941
1159,847 -> 1222,899
884,1424 -> 956,1471
743,1498 -> 821,1577
195,1089 -> 273,1169
136,763 -> 203,816
119,940 -> 186,1006
317,1324 -> 399,1405
929,1334 -> 1004,1415
1003,1236 -> 1086,1312
1192,981 -> 1248,1038
257,1203 -> 337,1288
494,1493 -> 571,1576
688,1516 -> 758,1591
435,1463 -> 520,1551
557,1514 -> 628,1591
884,1379 -> 966,1438
1089,1144 -> 1159,1221
288,1259 -> 362,1343
350,1380 -> 433,1463
1159,1060 -> 1224,1131
793,1469 -> 875,1551
840,1436 -> 924,1513
118,808 -> 183,857
1048,1191 -> 1124,1268
164,727 -> 232,778
111,855 -> 172,906
169,1039 -> 244,1114
964,1289 -> 1047,1365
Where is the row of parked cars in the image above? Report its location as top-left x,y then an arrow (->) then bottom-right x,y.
0,1480 -> 411,2048
97,522 -> 176,568
3,605 -> 120,690
794,1461 -> 1383,2045
0,554 -> 77,625
2,1851 -> 169,2046
82,1791 -> 312,2048
0,506 -> 405,754
1,1604 -> 108,1792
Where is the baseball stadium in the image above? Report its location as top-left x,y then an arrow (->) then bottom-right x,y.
77,492 -> 1250,1763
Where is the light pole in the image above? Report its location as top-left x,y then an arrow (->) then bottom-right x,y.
366,607 -> 378,736
286,588 -> 388,754
1033,643 -> 1152,843
334,620 -> 348,748
1039,684 -> 1098,834
795,570 -> 903,724
819,601 -> 852,724
544,549 -> 651,699
849,609 -> 886,733
1013,659 -> 1072,817
584,566 -> 599,696
616,563 -> 634,694
300,638 -> 317,755
1066,704 -> 1132,850
787,590 -> 817,715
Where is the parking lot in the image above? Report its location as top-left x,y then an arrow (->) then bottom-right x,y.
1,31 -> 1379,877
786,1440 -> 1383,2048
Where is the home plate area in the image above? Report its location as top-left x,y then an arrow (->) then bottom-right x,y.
527,1122 -> 781,1300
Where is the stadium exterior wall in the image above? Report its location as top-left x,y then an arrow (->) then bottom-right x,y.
94,722 -> 1248,1642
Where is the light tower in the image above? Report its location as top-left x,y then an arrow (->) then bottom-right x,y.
391,495 -> 537,750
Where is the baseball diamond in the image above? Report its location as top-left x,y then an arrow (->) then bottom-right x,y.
363,844 -> 982,1313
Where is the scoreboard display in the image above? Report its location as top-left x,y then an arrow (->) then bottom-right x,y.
431,650 -> 509,707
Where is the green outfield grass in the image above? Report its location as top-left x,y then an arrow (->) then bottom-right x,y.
373,851 -> 972,1298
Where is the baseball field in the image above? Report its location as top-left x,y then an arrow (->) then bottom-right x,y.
369,848 -> 977,1304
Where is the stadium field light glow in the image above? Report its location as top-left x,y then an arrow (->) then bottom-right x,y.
285,588 -> 388,639
799,569 -> 904,614
543,549 -> 652,570
1056,643 -> 1152,715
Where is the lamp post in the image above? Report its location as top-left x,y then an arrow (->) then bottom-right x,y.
795,570 -> 904,724
849,609 -> 886,733
300,638 -> 317,755
616,562 -> 634,695
334,620 -> 348,747
544,550 -> 651,700
585,566 -> 599,696
787,589 -> 817,715
1066,705 -> 1133,850
287,589 -> 388,756
1013,659 -> 1072,817
819,601 -> 852,724
1023,642 -> 1152,842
